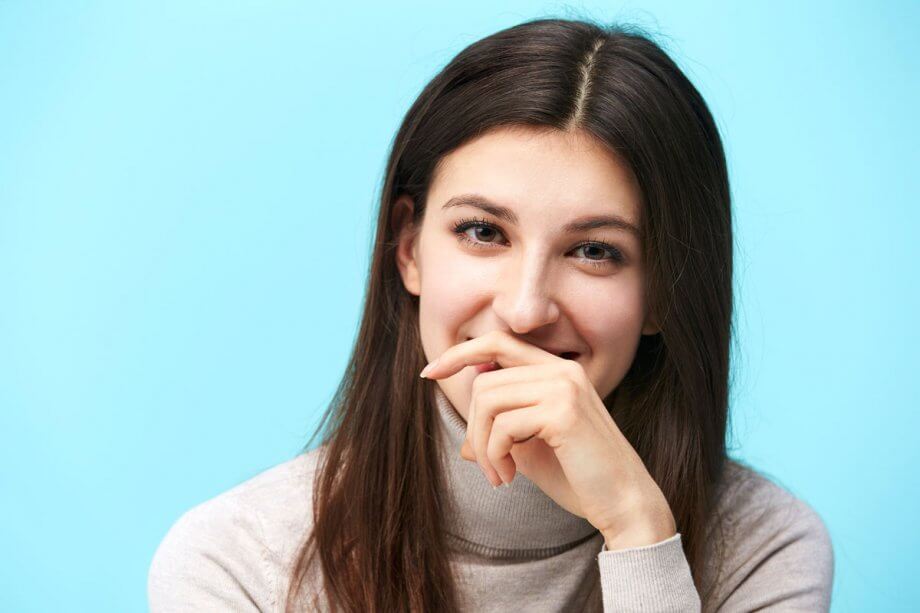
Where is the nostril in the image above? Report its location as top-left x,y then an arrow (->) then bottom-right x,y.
560,352 -> 579,360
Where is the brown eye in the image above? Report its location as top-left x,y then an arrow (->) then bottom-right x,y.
582,245 -> 605,260
572,242 -> 625,267
452,218 -> 507,249
466,224 -> 500,243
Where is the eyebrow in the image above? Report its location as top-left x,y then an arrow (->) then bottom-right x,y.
440,193 -> 640,238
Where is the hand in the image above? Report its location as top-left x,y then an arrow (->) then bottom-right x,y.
420,330 -> 677,549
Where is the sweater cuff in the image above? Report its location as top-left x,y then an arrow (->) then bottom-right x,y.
596,532 -> 701,612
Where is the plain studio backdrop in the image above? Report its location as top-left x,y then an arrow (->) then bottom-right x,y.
1,1 -> 917,611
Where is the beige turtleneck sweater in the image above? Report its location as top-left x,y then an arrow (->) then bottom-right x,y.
148,385 -> 834,611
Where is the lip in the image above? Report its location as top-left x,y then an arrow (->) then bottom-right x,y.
475,361 -> 501,373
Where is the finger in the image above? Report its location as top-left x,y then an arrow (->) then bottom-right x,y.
468,362 -> 565,391
421,330 -> 561,380
487,405 -> 546,485
471,380 -> 555,485
462,363 -> 553,462
465,390 -> 496,485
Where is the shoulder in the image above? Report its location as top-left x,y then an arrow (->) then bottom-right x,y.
147,446 -> 326,612
702,458 -> 835,611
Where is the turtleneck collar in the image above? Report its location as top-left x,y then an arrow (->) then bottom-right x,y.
431,384 -> 600,560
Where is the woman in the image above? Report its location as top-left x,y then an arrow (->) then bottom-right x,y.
148,17 -> 834,612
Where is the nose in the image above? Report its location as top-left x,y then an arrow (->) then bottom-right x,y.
491,252 -> 561,334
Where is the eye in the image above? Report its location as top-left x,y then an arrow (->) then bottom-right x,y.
571,242 -> 625,267
452,217 -> 507,247
450,216 -> 625,269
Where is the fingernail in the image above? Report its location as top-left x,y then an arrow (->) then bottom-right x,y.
481,467 -> 500,489
419,358 -> 439,378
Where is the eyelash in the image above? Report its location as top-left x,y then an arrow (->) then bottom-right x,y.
450,216 -> 626,269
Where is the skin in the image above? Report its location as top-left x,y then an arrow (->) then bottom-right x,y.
393,125 -> 676,550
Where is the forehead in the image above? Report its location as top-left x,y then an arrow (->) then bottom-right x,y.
428,126 -> 642,226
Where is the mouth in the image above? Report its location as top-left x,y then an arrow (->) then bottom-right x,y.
465,337 -> 581,361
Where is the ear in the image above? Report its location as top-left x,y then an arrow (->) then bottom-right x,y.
641,311 -> 660,336
392,195 -> 422,296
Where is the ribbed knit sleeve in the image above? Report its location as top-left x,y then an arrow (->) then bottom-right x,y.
595,492 -> 835,612
597,533 -> 700,611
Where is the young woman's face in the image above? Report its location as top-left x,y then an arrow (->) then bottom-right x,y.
395,125 -> 658,420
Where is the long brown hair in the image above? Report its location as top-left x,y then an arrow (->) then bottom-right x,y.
284,17 -> 733,612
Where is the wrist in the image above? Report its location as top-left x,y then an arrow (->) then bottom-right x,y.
602,522 -> 676,551
599,498 -> 677,552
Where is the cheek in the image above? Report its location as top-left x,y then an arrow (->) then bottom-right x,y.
568,277 -> 646,386
417,248 -> 489,358
569,271 -> 646,338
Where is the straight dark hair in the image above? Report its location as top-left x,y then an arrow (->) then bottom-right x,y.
285,17 -> 734,612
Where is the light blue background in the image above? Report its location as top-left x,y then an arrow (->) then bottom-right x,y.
1,1 -> 917,611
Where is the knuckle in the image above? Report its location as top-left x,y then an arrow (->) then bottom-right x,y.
475,386 -> 497,410
554,403 -> 578,432
490,329 -> 512,355
486,423 -> 506,462
562,358 -> 583,377
486,446 -> 504,465
554,376 -> 579,398
491,411 -> 509,434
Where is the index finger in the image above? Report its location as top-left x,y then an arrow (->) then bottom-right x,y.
419,330 -> 557,379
